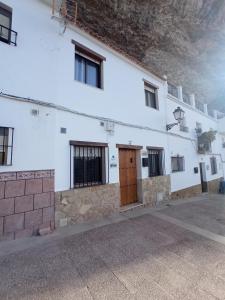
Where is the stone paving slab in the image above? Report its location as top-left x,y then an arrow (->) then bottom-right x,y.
1,194 -> 225,299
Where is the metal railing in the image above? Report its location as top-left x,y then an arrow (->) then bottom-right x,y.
0,24 -> 17,46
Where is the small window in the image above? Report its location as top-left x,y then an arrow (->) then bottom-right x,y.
168,83 -> 178,98
74,42 -> 105,89
210,157 -> 217,175
0,127 -> 14,166
183,92 -> 191,105
171,156 -> 185,172
144,82 -> 158,109
0,3 -> 12,44
73,144 -> 106,188
195,100 -> 204,112
148,148 -> 164,177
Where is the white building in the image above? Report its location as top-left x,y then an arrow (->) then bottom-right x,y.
0,0 -> 225,240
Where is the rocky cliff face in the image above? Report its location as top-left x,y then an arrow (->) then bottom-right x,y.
66,0 -> 225,110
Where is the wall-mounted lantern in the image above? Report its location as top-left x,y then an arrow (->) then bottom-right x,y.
166,106 -> 185,131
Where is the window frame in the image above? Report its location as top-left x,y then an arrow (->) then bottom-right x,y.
73,40 -> 105,89
70,140 -> 107,189
171,156 -> 185,173
147,147 -> 164,177
210,157 -> 217,175
0,3 -> 12,45
0,126 -> 14,166
144,82 -> 159,110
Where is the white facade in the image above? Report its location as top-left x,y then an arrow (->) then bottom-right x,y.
0,0 -> 225,195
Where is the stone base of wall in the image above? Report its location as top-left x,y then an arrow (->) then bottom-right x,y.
55,183 -> 120,227
171,184 -> 202,200
208,177 -> 222,194
141,175 -> 171,207
171,178 -> 222,200
0,170 -> 55,241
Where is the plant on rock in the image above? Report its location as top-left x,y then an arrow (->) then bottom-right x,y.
197,129 -> 217,154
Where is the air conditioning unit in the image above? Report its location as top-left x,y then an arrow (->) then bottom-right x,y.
222,142 -> 225,148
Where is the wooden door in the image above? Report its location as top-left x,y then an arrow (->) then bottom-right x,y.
119,149 -> 138,206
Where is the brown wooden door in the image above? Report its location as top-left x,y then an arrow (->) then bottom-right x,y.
119,149 -> 138,206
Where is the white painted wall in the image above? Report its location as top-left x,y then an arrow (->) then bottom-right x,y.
0,0 -> 224,194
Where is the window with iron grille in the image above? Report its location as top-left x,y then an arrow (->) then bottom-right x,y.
74,42 -> 104,89
0,3 -> 17,46
210,157 -> 217,175
148,149 -> 164,177
195,100 -> 204,112
144,82 -> 158,109
171,156 -> 185,172
0,127 -> 14,166
73,145 -> 106,188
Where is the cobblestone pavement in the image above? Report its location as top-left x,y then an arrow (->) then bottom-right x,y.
1,195 -> 225,299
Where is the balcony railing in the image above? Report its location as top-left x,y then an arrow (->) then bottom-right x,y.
195,100 -> 204,112
168,83 -> 178,98
0,24 -> 17,46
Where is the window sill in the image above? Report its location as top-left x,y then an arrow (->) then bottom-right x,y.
145,106 -> 159,111
172,170 -> 185,173
72,182 -> 106,189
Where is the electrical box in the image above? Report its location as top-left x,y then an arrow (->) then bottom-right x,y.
142,158 -> 149,167
194,167 -> 198,174
104,121 -> 115,132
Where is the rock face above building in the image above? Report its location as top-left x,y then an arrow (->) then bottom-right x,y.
66,0 -> 225,110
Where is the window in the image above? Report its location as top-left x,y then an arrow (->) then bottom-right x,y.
0,127 -> 14,166
182,92 -> 191,105
168,83 -> 178,98
210,157 -> 217,175
171,156 -> 185,172
74,41 -> 105,88
148,148 -> 164,177
0,2 -> 12,44
195,100 -> 204,112
72,142 -> 106,188
145,82 -> 158,109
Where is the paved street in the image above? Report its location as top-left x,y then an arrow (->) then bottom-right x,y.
1,195 -> 225,299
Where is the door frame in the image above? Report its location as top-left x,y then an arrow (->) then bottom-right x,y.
117,144 -> 142,206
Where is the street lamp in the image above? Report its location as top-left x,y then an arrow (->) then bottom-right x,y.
166,106 -> 185,131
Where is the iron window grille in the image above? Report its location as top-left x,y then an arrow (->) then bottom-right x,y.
171,156 -> 185,172
0,4 -> 17,46
144,82 -> 158,109
210,157 -> 217,175
148,148 -> 164,177
73,145 -> 106,188
0,127 -> 14,166
168,83 -> 178,98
